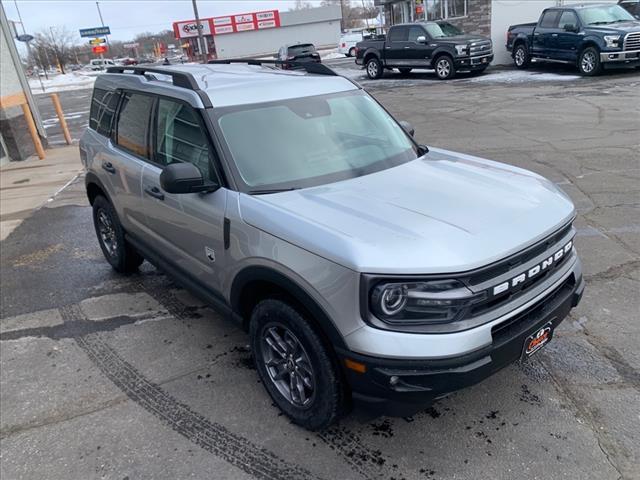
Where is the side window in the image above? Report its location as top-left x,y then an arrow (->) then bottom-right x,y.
115,92 -> 153,158
155,98 -> 212,180
388,26 -> 408,42
89,88 -> 119,137
539,10 -> 560,28
408,26 -> 426,43
558,11 -> 578,29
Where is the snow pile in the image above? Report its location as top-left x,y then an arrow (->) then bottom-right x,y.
29,72 -> 97,94
470,70 -> 581,83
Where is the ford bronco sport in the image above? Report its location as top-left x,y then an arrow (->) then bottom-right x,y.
80,61 -> 584,430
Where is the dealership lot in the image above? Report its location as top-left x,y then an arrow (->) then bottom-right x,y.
2,70 -> 639,479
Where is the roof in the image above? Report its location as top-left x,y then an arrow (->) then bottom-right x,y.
103,63 -> 359,109
561,3 -> 621,9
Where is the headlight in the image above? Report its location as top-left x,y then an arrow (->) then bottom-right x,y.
604,35 -> 621,48
370,279 -> 486,325
455,44 -> 468,56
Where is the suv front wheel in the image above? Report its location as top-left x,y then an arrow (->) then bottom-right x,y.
92,195 -> 144,273
250,299 -> 344,430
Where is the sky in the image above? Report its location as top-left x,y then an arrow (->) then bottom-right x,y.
4,0 -> 324,43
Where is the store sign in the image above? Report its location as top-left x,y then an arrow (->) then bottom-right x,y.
89,38 -> 106,45
123,42 -> 139,49
173,10 -> 280,39
80,26 -> 111,37
175,20 -> 212,38
92,45 -> 108,53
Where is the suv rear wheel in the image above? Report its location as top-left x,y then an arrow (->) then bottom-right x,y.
92,195 -> 144,273
250,299 -> 344,430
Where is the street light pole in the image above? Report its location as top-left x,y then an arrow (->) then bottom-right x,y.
13,0 -> 32,61
191,0 -> 207,64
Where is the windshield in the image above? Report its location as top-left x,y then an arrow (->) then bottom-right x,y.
424,22 -> 463,38
578,5 -> 634,24
215,91 -> 419,192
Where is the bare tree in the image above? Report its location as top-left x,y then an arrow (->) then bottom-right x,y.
291,0 -> 312,10
32,26 -> 75,74
321,0 -> 378,29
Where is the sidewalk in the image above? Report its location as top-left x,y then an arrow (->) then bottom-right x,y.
0,145 -> 83,241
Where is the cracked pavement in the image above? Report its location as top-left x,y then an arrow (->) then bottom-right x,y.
1,70 -> 639,479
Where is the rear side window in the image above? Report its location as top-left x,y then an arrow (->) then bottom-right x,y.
89,88 -> 119,137
389,26 -> 408,42
154,98 -> 212,180
115,92 -> 153,158
540,10 -> 560,28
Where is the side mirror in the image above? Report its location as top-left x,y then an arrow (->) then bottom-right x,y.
563,24 -> 578,33
399,120 -> 415,137
160,163 -> 218,194
416,35 -> 427,44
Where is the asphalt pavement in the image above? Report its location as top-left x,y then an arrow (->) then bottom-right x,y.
1,66 -> 639,480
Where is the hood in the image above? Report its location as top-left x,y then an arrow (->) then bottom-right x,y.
587,21 -> 640,34
438,34 -> 489,45
238,148 -> 575,274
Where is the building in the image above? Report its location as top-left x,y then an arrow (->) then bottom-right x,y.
375,0 -> 619,64
173,5 -> 342,60
0,3 -> 46,163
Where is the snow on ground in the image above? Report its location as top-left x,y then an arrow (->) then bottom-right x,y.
469,70 -> 581,83
29,71 -> 97,94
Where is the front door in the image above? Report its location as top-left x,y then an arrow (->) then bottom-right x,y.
140,97 -> 227,293
406,25 -> 435,68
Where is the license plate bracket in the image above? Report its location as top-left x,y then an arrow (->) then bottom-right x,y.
522,322 -> 553,359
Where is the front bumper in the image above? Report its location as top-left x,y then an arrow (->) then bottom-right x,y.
455,53 -> 493,69
600,49 -> 640,64
339,271 -> 585,417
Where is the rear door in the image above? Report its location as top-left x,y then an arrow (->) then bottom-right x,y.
555,10 -> 582,61
140,97 -> 227,292
99,90 -> 150,236
385,26 -> 410,67
532,9 -> 561,56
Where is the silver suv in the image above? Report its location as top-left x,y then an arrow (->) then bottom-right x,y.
80,62 -> 584,430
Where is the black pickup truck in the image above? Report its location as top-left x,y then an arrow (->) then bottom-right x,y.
507,3 -> 640,75
355,21 -> 493,80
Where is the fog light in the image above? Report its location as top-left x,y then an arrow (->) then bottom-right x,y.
609,54 -> 617,59
389,375 -> 400,386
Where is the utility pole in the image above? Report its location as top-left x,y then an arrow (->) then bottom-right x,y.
191,0 -> 207,63
340,0 -> 345,32
13,0 -> 32,62
96,1 -> 109,59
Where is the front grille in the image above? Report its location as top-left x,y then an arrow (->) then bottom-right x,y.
469,40 -> 492,57
624,32 -> 640,51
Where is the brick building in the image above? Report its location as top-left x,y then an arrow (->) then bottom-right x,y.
374,0 -> 618,64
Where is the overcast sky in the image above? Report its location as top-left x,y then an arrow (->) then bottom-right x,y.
4,0 -> 324,42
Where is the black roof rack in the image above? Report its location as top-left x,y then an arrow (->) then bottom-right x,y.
207,59 -> 338,76
105,66 -> 212,107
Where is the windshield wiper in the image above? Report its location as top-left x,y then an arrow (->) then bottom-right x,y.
248,187 -> 298,195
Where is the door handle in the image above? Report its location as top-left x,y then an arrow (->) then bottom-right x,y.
385,46 -> 391,49
101,161 -> 116,174
534,33 -> 540,36
552,33 -> 558,37
144,186 -> 165,201
404,46 -> 411,49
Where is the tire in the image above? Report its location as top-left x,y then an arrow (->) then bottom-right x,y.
365,57 -> 383,79
398,67 -> 412,75
578,46 -> 601,76
92,195 -> 144,273
513,43 -> 530,69
250,299 -> 344,430
434,55 -> 456,80
348,47 -> 356,57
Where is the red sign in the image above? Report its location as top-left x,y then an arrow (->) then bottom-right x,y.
92,45 -> 108,53
173,10 -> 280,39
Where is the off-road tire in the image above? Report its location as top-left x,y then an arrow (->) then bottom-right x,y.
250,299 -> 345,430
92,195 -> 144,273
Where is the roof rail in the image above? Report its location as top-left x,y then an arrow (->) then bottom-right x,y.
105,66 -> 212,107
207,59 -> 338,76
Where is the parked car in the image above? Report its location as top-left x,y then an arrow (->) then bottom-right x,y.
80,62 -> 584,430
507,3 -> 640,75
355,21 -> 493,80
89,59 -> 115,71
619,0 -> 640,18
277,43 -> 321,69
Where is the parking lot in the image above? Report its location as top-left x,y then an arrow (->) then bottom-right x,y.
1,67 -> 639,480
